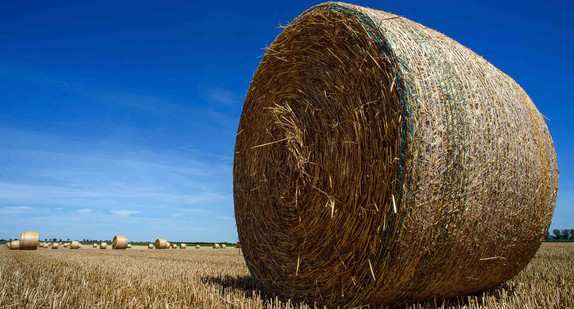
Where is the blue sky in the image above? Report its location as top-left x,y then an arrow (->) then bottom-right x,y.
0,0 -> 572,241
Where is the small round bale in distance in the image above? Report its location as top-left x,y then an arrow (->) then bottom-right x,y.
43,243 -> 49,248
148,243 -> 154,249
180,243 -> 186,249
9,240 -> 20,250
171,243 -> 177,249
51,242 -> 58,249
195,245 -> 200,249
112,235 -> 128,249
93,243 -> 98,248
19,231 -> 40,250
221,244 -> 227,249
127,244 -> 132,249
212,243 -> 220,249
155,238 -> 168,249
233,2 -> 559,307
100,242 -> 107,249
70,241 -> 80,249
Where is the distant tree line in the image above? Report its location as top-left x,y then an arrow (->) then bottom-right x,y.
545,229 -> 574,240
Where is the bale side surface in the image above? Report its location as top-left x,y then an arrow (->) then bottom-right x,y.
19,231 -> 39,250
112,235 -> 128,249
155,239 -> 168,249
233,2 -> 559,307
70,241 -> 80,249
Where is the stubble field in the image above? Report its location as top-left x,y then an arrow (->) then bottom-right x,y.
0,243 -> 572,308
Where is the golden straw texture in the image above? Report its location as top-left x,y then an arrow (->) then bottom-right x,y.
112,235 -> 128,250
19,231 -> 39,250
70,241 -> 80,249
100,242 -> 107,249
155,239 -> 169,249
233,2 -> 559,307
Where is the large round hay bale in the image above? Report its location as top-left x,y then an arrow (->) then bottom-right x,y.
51,242 -> 58,249
19,231 -> 39,250
233,2 -> 559,307
100,242 -> 107,249
212,243 -> 220,249
155,238 -> 168,249
180,243 -> 186,249
112,235 -> 128,249
70,241 -> 80,249
8,240 -> 20,250
148,243 -> 154,249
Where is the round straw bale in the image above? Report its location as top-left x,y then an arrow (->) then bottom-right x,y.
51,242 -> 58,249
93,243 -> 98,248
195,245 -> 200,249
70,241 -> 80,249
112,235 -> 128,249
43,243 -> 49,248
8,240 -> 20,250
100,242 -> 107,249
233,3 -> 559,307
127,244 -> 132,249
212,243 -> 220,249
221,244 -> 227,249
171,243 -> 177,249
19,231 -> 39,250
63,243 -> 69,247
148,243 -> 154,249
180,243 -> 187,249
155,238 -> 169,249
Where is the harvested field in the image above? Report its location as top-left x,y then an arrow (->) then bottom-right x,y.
0,243 -> 572,308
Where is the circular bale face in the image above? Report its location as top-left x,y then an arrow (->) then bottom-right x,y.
233,2 -> 559,307
112,235 -> 128,249
19,231 -> 39,250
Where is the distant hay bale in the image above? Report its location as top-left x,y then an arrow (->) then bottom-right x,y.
51,242 -> 59,249
148,243 -> 154,249
195,245 -> 200,249
70,241 -> 80,249
63,243 -> 69,248
233,2 -> 559,307
112,235 -> 128,249
180,243 -> 187,249
19,231 -> 39,250
155,238 -> 169,249
8,240 -> 20,250
93,243 -> 98,248
43,243 -> 49,248
100,242 -> 107,249
127,244 -> 132,249
221,244 -> 227,249
212,243 -> 220,249
171,243 -> 177,249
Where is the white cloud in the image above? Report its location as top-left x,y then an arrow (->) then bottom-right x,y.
0,205 -> 47,215
75,208 -> 92,214
111,210 -> 140,217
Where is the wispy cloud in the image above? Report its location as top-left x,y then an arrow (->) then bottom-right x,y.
111,210 -> 141,217
204,88 -> 239,105
75,208 -> 93,214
